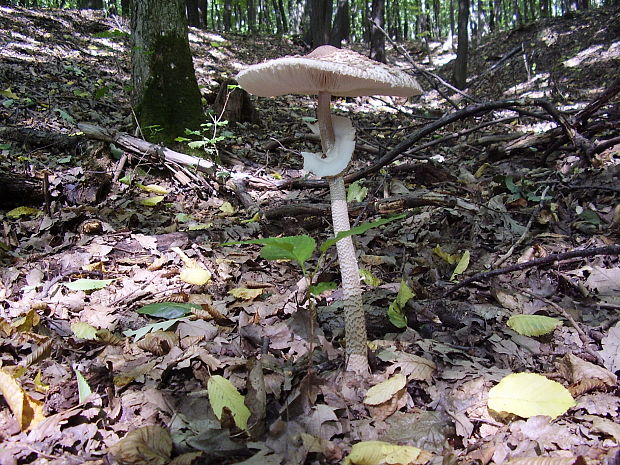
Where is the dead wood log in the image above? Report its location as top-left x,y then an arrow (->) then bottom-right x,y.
0,127 -> 82,152
264,191 -> 460,221
0,172 -> 44,209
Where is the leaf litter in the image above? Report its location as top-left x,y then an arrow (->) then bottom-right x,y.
0,4 -> 619,465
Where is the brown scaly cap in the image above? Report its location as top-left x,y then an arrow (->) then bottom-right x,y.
236,45 -> 422,98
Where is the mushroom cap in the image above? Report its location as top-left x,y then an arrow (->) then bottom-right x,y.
236,45 -> 423,98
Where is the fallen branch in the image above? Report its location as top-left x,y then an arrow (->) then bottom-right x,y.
445,244 -> 620,295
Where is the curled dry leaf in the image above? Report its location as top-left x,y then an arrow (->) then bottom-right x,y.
109,425 -> 172,465
96,328 -> 124,346
557,353 -> 617,387
137,331 -> 179,356
0,369 -> 45,431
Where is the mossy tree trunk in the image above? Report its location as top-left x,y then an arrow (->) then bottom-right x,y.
131,0 -> 204,144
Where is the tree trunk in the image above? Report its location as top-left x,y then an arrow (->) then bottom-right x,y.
452,0 -> 470,89
78,0 -> 103,8
309,0 -> 333,47
247,0 -> 257,33
223,0 -> 232,30
329,0 -> 350,46
186,0 -> 201,27
131,0 -> 204,144
369,0 -> 386,63
277,0 -> 289,32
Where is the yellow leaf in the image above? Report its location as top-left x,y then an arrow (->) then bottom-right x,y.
488,372 -> 575,419
432,245 -> 460,264
180,267 -> 212,285
450,250 -> 470,281
140,195 -> 165,206
364,374 -> 407,406
219,201 -> 236,215
33,371 -> 50,393
228,287 -> 263,300
1,88 -> 19,99
507,315 -> 562,336
343,441 -> 430,465
207,375 -> 251,430
138,184 -> 169,195
0,369 -> 45,431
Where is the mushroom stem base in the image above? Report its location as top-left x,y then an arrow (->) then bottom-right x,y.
328,176 -> 369,374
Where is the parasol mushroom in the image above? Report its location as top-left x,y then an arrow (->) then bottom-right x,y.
236,45 -> 422,374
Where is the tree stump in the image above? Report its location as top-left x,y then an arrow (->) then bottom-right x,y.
213,78 -> 259,124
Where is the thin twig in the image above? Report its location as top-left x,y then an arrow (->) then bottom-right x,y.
445,245 -> 620,296
516,287 -> 604,365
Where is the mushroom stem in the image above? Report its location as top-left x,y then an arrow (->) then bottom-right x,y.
315,92 -> 369,374
328,176 -> 369,374
317,91 -> 335,154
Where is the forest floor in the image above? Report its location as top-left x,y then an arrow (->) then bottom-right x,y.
0,4 -> 619,465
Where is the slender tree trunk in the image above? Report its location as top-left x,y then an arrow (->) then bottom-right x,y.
309,0 -> 333,47
512,0 -> 521,25
330,0 -> 350,46
271,0 -> 284,33
432,0 -> 440,37
78,0 -> 103,8
186,0 -> 200,27
247,0 -> 256,33
369,0 -> 386,62
452,0 -> 470,89
277,0 -> 289,32
223,0 -> 232,30
131,0 -> 203,143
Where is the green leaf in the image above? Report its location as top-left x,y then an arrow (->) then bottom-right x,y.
71,322 -> 98,340
64,279 -> 113,291
54,108 -> 75,125
359,268 -> 381,287
347,180 -> 368,203
224,236 -> 316,268
75,369 -> 92,404
310,281 -> 337,296
507,314 -> 562,336
140,195 -> 165,206
6,206 -> 43,219
450,250 -> 470,282
488,372 -> 575,419
136,302 -> 200,319
207,375 -> 251,430
123,317 -> 187,342
320,214 -> 406,253
387,280 -> 414,329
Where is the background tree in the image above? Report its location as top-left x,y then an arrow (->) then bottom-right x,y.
329,0 -> 350,46
306,0 -> 333,47
131,0 -> 203,143
453,0 -> 470,89
369,0 -> 386,62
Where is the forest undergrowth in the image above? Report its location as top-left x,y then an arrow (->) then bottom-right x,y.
0,5 -> 619,464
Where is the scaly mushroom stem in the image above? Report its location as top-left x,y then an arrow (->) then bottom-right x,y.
316,91 -> 369,374
328,177 -> 369,373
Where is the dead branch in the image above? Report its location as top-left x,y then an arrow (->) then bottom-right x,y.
445,244 -> 620,295
264,191 -> 458,220
288,98 -> 564,189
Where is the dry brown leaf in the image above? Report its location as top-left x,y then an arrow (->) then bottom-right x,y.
109,425 -> 172,465
137,331 -> 179,356
96,328 -> 124,345
557,353 -> 617,392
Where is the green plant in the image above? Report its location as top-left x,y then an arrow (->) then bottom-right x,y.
224,214 -> 405,361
